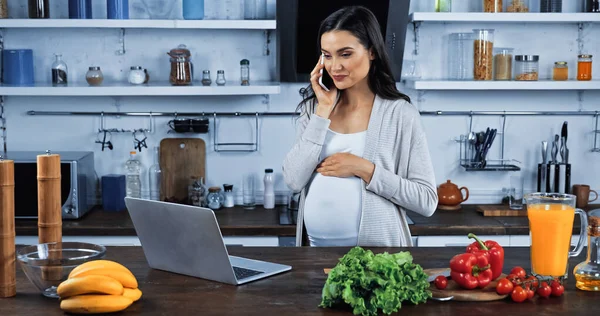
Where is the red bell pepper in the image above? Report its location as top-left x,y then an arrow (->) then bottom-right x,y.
466,233 -> 505,281
449,252 -> 492,290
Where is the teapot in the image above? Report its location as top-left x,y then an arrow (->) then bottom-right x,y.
437,180 -> 469,210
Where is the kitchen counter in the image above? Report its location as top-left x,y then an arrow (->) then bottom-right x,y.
15,204 -> 599,237
2,246 -> 594,315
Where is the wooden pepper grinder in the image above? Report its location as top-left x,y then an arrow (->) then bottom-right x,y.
37,151 -> 62,281
0,158 -> 15,298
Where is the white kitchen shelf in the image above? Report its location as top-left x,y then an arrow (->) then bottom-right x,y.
410,12 -> 600,23
0,19 -> 276,29
0,81 -> 280,96
405,80 -> 600,90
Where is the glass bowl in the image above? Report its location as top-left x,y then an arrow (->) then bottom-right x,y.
17,242 -> 106,298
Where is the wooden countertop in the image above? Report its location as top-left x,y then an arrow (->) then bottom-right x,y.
2,246 -> 594,315
15,204 -> 600,237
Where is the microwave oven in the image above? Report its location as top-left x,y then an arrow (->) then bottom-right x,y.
5,151 -> 97,219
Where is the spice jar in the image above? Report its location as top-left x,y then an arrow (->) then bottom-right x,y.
168,44 -> 193,86
188,177 -> 206,207
573,209 -> 600,291
128,66 -> 146,85
483,0 -> 502,12
553,61 -> 568,81
207,187 -> 224,210
506,0 -> 529,12
240,59 -> 250,86
493,47 -> 513,81
201,70 -> 212,86
473,29 -> 494,81
86,66 -> 104,86
577,54 -> 593,81
514,55 -> 539,81
216,70 -> 226,86
223,184 -> 234,208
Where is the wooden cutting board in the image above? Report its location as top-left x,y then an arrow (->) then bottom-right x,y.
160,138 -> 206,203
323,267 -> 508,302
476,204 -> 527,216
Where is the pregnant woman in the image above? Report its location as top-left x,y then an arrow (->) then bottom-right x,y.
282,6 -> 438,247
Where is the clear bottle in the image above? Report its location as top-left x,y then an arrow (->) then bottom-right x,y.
223,184 -> 234,207
148,146 -> 161,201
207,187 -> 224,210
573,210 -> 600,291
51,54 -> 68,86
263,168 -> 274,209
125,151 -> 142,198
240,59 -> 250,85
216,70 -> 226,85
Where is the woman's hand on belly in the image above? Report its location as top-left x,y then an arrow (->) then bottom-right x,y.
316,152 -> 375,183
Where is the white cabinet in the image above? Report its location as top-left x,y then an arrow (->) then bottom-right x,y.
416,235 -> 510,248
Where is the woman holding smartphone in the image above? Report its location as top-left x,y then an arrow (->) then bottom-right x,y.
282,6 -> 438,247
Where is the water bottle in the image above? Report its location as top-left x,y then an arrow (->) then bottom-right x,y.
263,168 -> 274,209
125,151 -> 142,198
148,146 -> 161,201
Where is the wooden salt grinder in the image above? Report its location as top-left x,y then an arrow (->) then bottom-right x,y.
0,159 -> 15,298
37,151 -> 62,281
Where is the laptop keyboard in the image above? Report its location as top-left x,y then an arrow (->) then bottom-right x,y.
233,266 -> 263,280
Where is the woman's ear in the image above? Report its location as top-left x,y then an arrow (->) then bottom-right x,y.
369,48 -> 375,61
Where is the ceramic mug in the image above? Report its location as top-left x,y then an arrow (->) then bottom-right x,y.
572,184 -> 598,208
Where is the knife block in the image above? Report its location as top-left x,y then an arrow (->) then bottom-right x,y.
537,163 -> 571,194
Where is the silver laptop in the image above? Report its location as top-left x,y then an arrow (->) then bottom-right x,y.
124,197 -> 291,285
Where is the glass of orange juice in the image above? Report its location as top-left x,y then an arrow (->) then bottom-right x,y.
526,193 -> 588,278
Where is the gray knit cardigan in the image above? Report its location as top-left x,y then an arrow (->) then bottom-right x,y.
282,95 -> 438,247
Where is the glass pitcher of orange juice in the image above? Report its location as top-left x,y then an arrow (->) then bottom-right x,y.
526,193 -> 588,278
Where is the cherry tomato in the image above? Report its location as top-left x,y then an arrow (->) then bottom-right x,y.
511,285 -> 528,303
525,276 -> 539,289
496,278 -> 514,295
526,288 -> 535,299
434,275 -> 448,290
536,282 -> 552,298
551,280 -> 565,297
510,266 -> 527,279
506,274 -> 521,287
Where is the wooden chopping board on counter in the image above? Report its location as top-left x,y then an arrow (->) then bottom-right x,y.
476,204 -> 527,216
160,138 -> 206,203
323,267 -> 508,302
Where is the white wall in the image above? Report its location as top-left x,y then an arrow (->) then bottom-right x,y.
4,0 -> 600,206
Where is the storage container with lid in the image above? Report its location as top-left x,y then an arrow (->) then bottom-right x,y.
493,47 -> 513,81
473,29 -> 494,81
448,32 -> 475,80
483,0 -> 502,12
168,44 -> 193,86
128,66 -> 145,85
505,0 -> 530,12
553,61 -> 568,81
86,66 -> 103,86
207,187 -> 224,210
514,55 -> 539,81
577,54 -> 593,81
540,0 -> 561,12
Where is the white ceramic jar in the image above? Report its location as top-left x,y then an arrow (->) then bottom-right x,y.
128,66 -> 146,85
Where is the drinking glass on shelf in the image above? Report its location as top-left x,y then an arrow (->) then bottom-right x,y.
242,173 -> 255,209
509,173 -> 523,209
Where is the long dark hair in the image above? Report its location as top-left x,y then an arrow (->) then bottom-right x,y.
296,5 -> 410,117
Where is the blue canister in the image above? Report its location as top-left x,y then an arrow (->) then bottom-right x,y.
2,49 -> 34,86
107,0 -> 129,19
69,0 -> 93,19
183,0 -> 204,20
102,174 -> 127,212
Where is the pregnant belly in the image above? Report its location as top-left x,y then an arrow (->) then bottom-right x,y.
303,174 -> 362,239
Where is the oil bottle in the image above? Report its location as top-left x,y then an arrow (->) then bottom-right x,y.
574,209 -> 600,291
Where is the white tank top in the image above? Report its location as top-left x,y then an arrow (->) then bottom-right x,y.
303,129 -> 367,246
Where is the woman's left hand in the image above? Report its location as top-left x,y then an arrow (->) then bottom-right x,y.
316,153 -> 375,183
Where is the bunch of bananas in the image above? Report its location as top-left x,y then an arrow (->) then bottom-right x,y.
57,260 -> 142,314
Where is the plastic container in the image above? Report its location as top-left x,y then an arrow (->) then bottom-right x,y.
124,151 -> 141,198
183,0 -> 204,20
577,54 -> 593,81
483,0 -> 503,12
473,29 -> 494,81
263,168 -> 274,209
69,0 -> 92,19
449,33 -> 475,80
553,61 -> 568,81
107,0 -> 128,19
493,47 -> 513,80
515,55 -> 539,81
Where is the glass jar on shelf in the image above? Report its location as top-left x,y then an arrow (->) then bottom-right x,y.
201,70 -> 212,86
240,59 -> 250,85
86,66 -> 104,86
506,0 -> 530,12
577,54 -> 593,81
216,70 -> 226,86
540,0 -> 562,12
128,66 -> 146,85
168,44 -> 193,86
51,54 -> 68,85
483,0 -> 502,12
585,0 -> 600,12
493,47 -> 514,81
473,29 -> 494,81
553,61 -> 568,81
207,187 -> 224,210
448,33 -> 475,80
435,0 -> 452,12
188,177 -> 207,207
514,55 -> 539,81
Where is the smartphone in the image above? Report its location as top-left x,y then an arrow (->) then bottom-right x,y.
318,54 -> 334,91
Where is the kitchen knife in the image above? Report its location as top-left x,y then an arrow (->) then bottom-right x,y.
542,141 -> 547,164
560,136 -> 565,163
480,129 -> 497,168
562,121 -> 568,163
537,141 -> 548,192
551,134 -> 559,164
